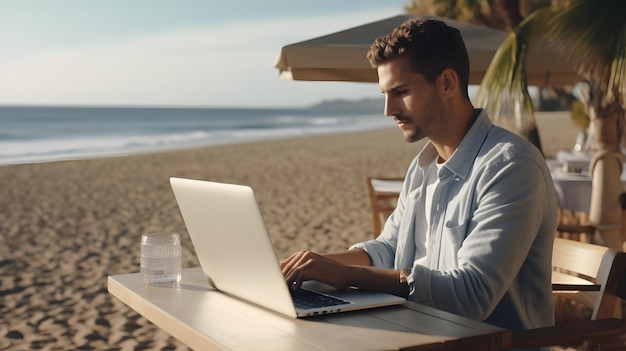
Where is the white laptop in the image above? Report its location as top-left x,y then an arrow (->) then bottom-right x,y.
169,177 -> 406,318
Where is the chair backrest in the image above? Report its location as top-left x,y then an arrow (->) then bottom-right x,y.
556,208 -> 595,242
365,177 -> 402,238
511,239 -> 626,350
552,237 -> 626,320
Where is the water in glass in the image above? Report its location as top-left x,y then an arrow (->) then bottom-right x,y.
140,233 -> 182,286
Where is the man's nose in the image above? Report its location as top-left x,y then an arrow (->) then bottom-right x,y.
383,96 -> 398,118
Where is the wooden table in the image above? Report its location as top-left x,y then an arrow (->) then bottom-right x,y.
108,267 -> 510,351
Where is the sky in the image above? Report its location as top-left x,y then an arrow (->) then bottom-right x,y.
0,0 -> 410,108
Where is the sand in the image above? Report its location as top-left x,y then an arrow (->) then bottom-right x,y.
0,112 -> 579,350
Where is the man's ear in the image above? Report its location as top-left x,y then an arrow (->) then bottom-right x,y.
438,68 -> 458,97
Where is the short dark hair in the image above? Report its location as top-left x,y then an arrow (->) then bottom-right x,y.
367,18 -> 470,98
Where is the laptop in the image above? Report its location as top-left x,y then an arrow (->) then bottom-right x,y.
169,177 -> 406,318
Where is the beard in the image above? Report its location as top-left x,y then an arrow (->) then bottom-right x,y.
399,96 -> 445,143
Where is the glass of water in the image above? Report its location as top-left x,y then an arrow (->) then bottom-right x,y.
140,232 -> 182,287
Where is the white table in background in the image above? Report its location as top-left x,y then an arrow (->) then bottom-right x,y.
370,178 -> 404,194
547,154 -> 626,213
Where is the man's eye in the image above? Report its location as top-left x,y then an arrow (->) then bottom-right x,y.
394,90 -> 408,96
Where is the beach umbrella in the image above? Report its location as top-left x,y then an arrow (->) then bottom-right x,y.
274,15 -> 580,87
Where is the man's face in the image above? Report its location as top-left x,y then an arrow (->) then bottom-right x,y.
377,56 -> 444,143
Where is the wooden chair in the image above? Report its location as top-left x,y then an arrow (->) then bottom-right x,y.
557,208 -> 595,243
511,318 -> 626,350
365,177 -> 402,238
513,237 -> 626,350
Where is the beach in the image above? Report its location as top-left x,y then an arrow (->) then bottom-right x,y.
0,112 -> 579,350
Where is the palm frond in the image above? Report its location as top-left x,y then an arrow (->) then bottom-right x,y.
476,8 -> 554,131
476,32 -> 527,112
547,0 -> 626,105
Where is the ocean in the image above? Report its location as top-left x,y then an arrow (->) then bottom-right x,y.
0,105 -> 392,166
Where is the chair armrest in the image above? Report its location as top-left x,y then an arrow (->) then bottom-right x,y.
556,224 -> 595,234
511,318 -> 626,349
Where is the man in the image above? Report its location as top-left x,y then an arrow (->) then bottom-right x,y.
281,18 -> 557,333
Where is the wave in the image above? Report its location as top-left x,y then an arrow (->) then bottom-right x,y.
0,117 -> 393,166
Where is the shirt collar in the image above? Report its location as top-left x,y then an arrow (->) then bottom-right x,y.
417,108 -> 492,179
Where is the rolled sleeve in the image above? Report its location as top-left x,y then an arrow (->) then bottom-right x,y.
350,239 -> 396,268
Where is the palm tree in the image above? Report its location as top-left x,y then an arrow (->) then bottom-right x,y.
405,0 -> 550,31
476,0 -> 626,250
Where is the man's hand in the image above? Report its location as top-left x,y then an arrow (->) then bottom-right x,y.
280,251 -> 353,290
280,249 -> 409,298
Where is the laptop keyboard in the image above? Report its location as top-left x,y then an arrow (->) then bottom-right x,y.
291,288 -> 351,310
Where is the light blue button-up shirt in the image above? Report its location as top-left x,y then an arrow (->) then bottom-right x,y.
353,110 -> 557,334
